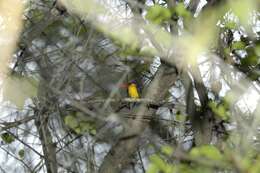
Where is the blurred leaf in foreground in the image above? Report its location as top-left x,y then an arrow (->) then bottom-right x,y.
2,74 -> 38,109
190,145 -> 223,161
146,4 -> 172,25
0,0 -> 23,76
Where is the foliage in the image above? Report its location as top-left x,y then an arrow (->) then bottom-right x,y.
146,4 -> 172,24
1,132 -> 15,144
18,149 -> 25,159
64,112 -> 96,135
208,101 -> 230,120
2,73 -> 38,109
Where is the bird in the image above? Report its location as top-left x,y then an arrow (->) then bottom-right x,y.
128,81 -> 140,99
117,80 -> 141,110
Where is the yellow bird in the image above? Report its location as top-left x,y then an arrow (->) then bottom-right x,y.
128,83 -> 140,99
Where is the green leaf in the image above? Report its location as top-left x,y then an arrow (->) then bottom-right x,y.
78,121 -> 96,135
140,46 -> 159,56
146,164 -> 159,173
74,127 -> 81,134
161,145 -> 174,156
79,122 -> 91,130
231,41 -> 246,50
1,133 -> 15,144
64,115 -> 79,129
224,47 -> 231,56
146,4 -> 171,24
120,46 -> 140,56
250,164 -> 260,173
249,156 -> 260,173
175,164 -> 194,173
175,3 -> 190,18
2,74 -> 38,109
190,145 -> 223,161
208,101 -> 229,121
229,0 -> 256,30
149,154 -> 173,173
223,91 -> 237,108
111,27 -> 139,51
175,113 -> 186,122
18,149 -> 25,159
240,46 -> 259,66
64,112 -> 96,135
90,129 -> 97,135
240,157 -> 251,171
254,44 -> 260,57
150,154 -> 165,169
241,55 -> 258,66
153,28 -> 173,48
224,21 -> 237,29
